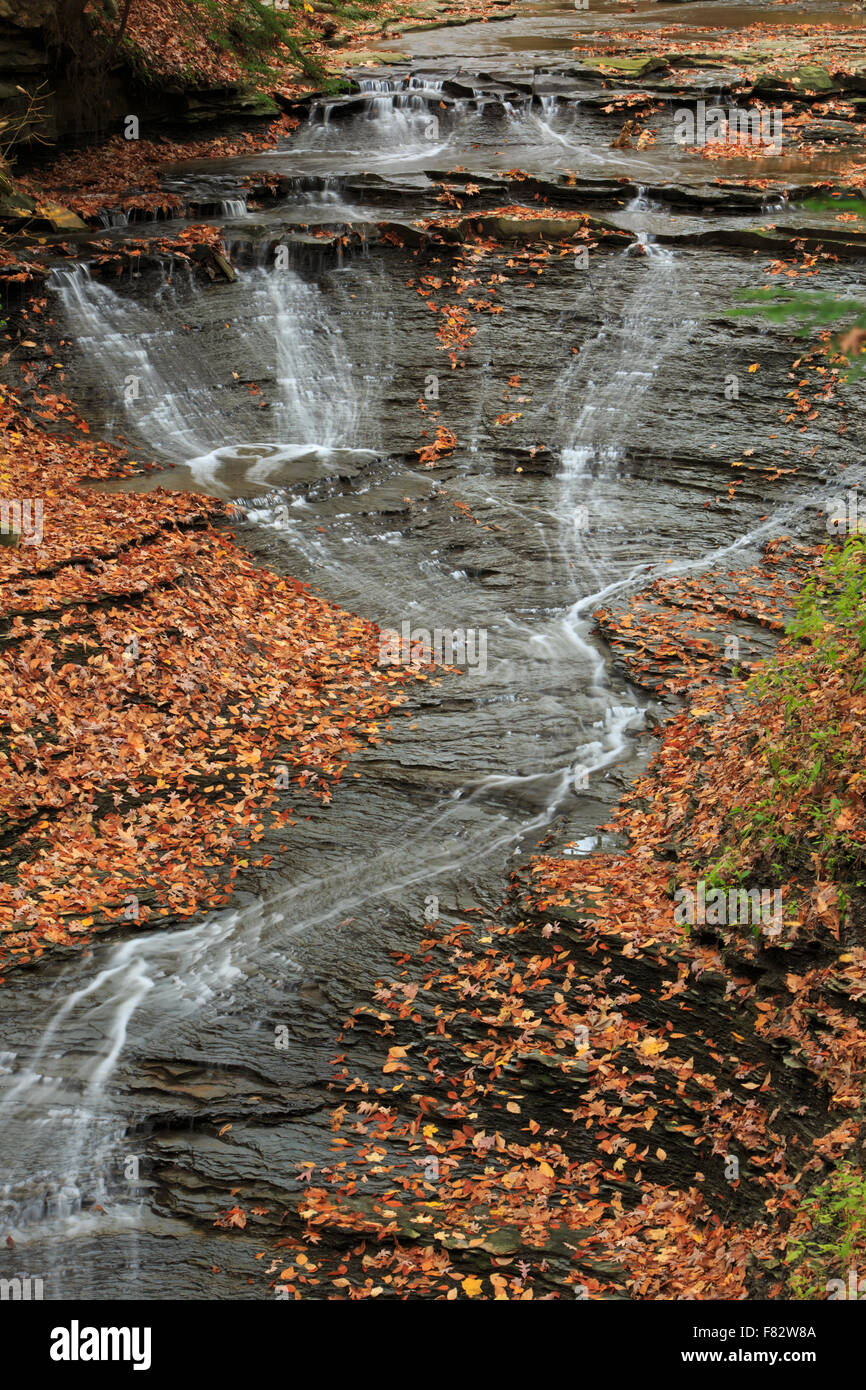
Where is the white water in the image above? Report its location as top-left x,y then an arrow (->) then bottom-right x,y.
12,247 -> 672,1262
3,78 -> 841,1292
50,263 -> 375,461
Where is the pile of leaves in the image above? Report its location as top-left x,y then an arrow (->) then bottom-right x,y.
591,539 -> 821,696
616,537 -> 866,894
18,124 -> 296,224
85,223 -> 237,282
0,379 -> 426,972
0,247 -> 46,292
240,535 -> 866,1299
92,0 -> 509,93
105,0 -> 303,87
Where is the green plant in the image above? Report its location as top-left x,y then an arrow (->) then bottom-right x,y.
787,1164 -> 866,1300
695,540 -> 866,885
729,197 -> 866,378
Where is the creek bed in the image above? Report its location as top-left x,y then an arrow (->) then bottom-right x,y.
0,0 -> 864,1298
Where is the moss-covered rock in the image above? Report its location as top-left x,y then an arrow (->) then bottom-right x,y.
753,63 -> 841,96
574,55 -> 671,80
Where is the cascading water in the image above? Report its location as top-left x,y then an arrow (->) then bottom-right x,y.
0,19 -> 853,1297
50,259 -> 381,487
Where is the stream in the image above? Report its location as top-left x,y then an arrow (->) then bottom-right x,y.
0,0 -> 862,1298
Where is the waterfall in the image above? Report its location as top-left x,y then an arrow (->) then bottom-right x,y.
0,907 -> 282,1255
557,248 -> 689,474
8,19 -> 849,1299
50,261 -> 371,475
218,198 -> 248,219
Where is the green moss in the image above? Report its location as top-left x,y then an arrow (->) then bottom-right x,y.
754,62 -> 839,95
587,55 -> 670,78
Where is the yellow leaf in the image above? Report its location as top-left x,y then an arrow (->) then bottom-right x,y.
462,1276 -> 483,1298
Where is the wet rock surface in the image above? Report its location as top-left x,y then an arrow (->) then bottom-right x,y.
0,0 -> 864,1298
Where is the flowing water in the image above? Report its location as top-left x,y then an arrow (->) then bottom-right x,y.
1,0 -> 863,1297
